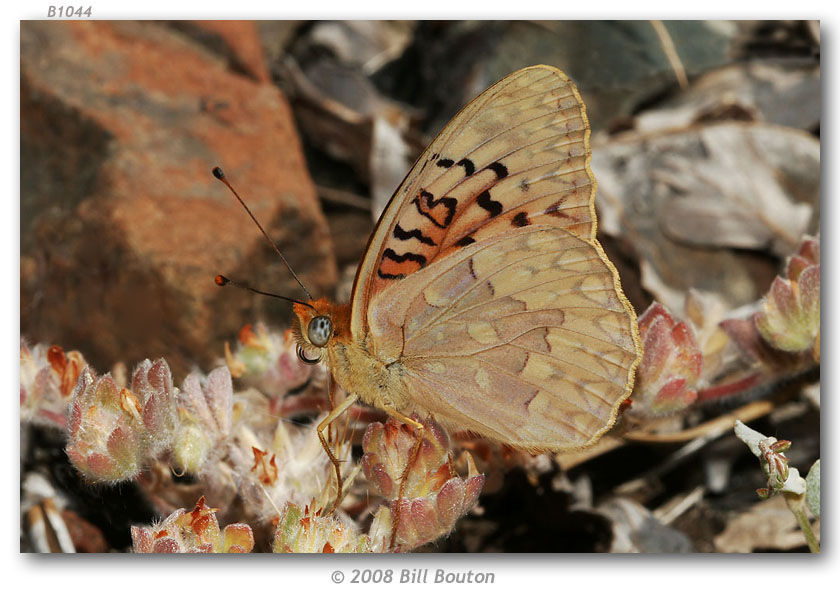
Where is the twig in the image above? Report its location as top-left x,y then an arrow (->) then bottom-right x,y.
317,185 -> 372,211
650,20 -> 689,91
615,433 -> 717,497
555,435 -> 625,471
654,485 -> 705,525
557,400 -> 775,470
623,400 -> 774,444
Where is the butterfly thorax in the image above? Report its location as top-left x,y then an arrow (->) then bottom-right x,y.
293,299 -> 411,413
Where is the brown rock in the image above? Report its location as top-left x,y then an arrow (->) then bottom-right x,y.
21,21 -> 337,377
166,21 -> 272,83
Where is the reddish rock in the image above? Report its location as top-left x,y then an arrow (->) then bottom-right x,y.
21,21 -> 337,377
166,21 -> 272,83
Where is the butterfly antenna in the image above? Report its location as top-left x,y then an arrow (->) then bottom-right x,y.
215,275 -> 315,310
212,166 -> 314,300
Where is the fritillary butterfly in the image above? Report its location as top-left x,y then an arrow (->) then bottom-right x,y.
291,65 -> 641,470
217,65 -> 642,524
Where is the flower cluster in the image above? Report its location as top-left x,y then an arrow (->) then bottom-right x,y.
362,416 -> 484,551
25,329 -> 487,553
754,236 -> 820,360
226,409 -> 352,522
719,236 -> 820,375
20,342 -> 86,428
628,302 -> 703,418
225,323 -> 327,416
65,360 -> 176,482
131,496 -> 254,553
272,503 -> 372,553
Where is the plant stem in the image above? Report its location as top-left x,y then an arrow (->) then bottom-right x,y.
786,494 -> 820,553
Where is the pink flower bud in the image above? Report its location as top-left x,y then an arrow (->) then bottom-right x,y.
751,236 -> 820,358
362,416 -> 454,501
177,368 -> 233,437
131,359 -> 176,447
361,415 -> 485,551
629,302 -> 703,418
172,368 -> 234,473
272,503 -> 371,553
131,497 -> 253,553
65,368 -> 145,482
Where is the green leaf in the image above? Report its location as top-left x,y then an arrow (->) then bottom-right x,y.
806,459 -> 820,518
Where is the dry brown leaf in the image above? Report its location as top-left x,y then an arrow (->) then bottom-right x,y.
370,116 -> 412,220
635,62 -> 820,133
280,57 -> 416,183
309,21 -> 415,74
594,122 -> 819,308
654,125 -> 814,256
714,494 -> 819,552
598,497 -> 694,553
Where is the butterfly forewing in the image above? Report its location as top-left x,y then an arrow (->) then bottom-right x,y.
351,66 -> 597,338
350,65 -> 640,451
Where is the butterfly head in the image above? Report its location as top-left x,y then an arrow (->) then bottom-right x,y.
292,299 -> 351,364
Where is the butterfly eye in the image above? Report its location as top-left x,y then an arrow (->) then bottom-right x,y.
307,315 -> 333,347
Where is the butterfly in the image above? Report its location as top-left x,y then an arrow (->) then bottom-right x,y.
290,64 -> 640,462
218,64 -> 641,515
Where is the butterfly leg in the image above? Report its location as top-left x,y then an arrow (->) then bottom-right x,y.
316,392 -> 359,514
326,376 -> 340,445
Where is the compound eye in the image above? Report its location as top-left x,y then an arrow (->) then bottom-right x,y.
307,315 -> 333,347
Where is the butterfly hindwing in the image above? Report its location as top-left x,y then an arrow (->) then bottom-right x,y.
365,225 -> 639,451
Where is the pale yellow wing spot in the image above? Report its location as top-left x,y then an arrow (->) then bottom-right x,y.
466,321 -> 499,345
